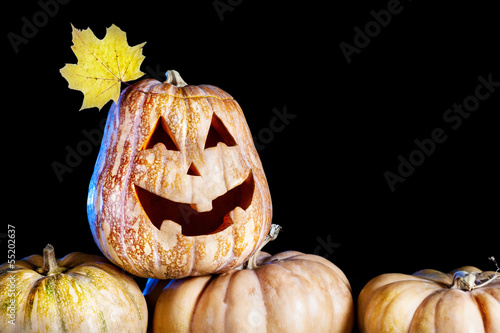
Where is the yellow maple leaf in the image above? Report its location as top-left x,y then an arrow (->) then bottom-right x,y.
60,24 -> 146,111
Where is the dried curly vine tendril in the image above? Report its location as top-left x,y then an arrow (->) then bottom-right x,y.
245,224 -> 282,270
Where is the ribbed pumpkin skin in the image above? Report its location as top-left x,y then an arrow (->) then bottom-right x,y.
358,266 -> 500,333
145,251 -> 354,333
87,79 -> 272,279
0,252 -> 147,333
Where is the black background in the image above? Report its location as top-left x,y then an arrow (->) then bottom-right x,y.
5,0 -> 499,330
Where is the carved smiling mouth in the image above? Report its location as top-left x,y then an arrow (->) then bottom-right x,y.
134,171 -> 254,236
134,112 -> 255,236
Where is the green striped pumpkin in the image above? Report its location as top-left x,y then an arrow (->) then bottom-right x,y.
0,245 -> 147,332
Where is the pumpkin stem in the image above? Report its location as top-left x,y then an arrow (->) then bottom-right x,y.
164,70 -> 188,87
246,224 -> 281,269
450,257 -> 499,291
38,244 -> 65,276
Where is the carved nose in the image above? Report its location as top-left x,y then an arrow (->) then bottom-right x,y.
187,162 -> 201,176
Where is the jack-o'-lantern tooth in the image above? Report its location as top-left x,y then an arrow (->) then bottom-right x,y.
87,72 -> 272,279
190,202 -> 212,212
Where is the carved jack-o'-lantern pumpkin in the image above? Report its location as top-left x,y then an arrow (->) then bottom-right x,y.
87,70 -> 272,279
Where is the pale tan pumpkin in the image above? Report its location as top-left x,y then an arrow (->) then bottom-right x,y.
0,245 -> 147,333
87,70 -> 272,279
144,225 -> 354,333
358,264 -> 500,333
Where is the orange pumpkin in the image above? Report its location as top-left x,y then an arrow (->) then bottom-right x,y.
0,245 -> 147,332
144,225 -> 354,333
358,262 -> 500,332
87,70 -> 272,279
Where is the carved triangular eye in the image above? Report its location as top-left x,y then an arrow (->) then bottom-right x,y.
204,113 -> 236,149
143,117 -> 179,151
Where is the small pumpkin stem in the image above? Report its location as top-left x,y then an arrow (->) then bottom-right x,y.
450,256 -> 500,291
38,244 -> 62,276
246,224 -> 281,269
164,70 -> 188,87
450,271 -> 478,291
